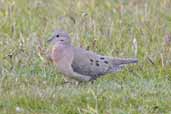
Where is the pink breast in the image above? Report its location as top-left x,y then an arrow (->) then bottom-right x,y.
51,47 -> 64,63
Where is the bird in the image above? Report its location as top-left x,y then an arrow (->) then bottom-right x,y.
47,30 -> 138,82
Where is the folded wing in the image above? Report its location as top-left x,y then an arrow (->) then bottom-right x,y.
71,47 -> 138,80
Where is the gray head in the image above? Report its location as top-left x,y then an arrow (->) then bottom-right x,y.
47,30 -> 71,45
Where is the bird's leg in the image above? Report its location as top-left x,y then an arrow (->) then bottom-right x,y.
62,76 -> 78,84
62,66 -> 92,82
63,77 -> 71,84
68,71 -> 91,82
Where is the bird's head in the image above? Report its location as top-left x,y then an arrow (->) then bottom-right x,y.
47,29 -> 71,45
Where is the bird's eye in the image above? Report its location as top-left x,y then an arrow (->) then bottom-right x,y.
56,34 -> 59,37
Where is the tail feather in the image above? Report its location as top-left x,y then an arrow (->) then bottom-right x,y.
112,58 -> 138,65
108,58 -> 137,73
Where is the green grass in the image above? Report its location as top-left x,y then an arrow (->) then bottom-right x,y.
0,0 -> 171,114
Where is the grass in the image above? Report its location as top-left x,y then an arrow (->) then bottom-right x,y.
0,0 -> 171,114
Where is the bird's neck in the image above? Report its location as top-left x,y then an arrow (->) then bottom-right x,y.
55,41 -> 71,46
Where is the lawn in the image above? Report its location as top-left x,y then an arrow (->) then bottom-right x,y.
0,0 -> 171,114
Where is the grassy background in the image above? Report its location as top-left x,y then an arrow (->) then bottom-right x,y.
0,0 -> 171,114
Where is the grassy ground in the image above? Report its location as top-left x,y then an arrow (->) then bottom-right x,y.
0,0 -> 171,114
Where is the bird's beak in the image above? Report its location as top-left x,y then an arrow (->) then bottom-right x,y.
47,37 -> 54,43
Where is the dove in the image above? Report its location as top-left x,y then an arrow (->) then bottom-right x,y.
47,30 -> 138,81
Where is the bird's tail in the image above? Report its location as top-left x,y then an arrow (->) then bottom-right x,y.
112,58 -> 138,65
108,58 -> 138,73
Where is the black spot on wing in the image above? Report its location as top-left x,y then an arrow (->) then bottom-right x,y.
90,59 -> 93,62
96,63 -> 100,66
96,60 -> 99,63
100,57 -> 105,60
104,61 -> 108,64
90,59 -> 94,65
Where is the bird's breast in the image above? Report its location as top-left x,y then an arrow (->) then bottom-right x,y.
51,45 -> 73,65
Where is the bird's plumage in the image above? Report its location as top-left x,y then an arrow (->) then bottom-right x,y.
48,30 -> 138,81
72,47 -> 137,80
